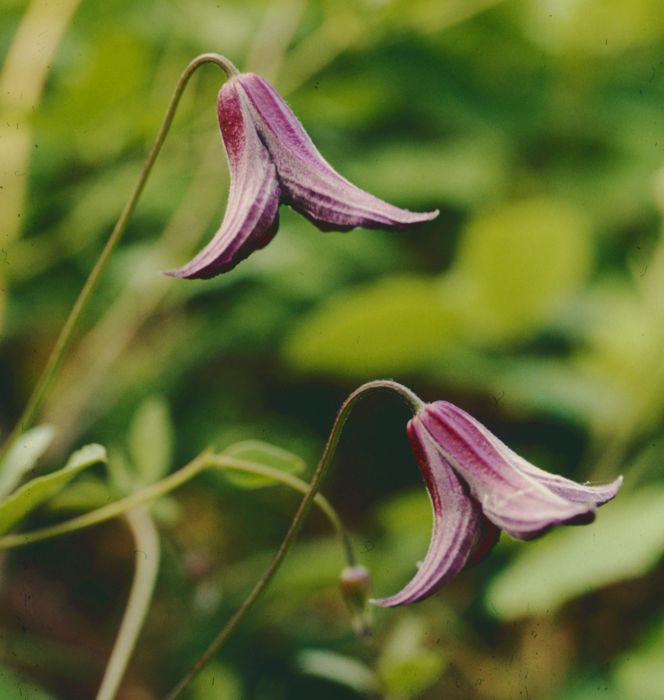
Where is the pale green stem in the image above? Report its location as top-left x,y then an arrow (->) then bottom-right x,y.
0,453 -> 352,559
163,379 -> 422,700
0,53 -> 238,465
96,506 -> 160,700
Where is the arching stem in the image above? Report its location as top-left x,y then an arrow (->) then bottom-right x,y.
0,53 -> 238,464
163,379 -> 422,699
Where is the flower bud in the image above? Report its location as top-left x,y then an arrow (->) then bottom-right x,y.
339,565 -> 372,640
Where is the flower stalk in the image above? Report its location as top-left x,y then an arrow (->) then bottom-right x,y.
163,379 -> 422,700
0,53 -> 238,465
0,452 -> 352,555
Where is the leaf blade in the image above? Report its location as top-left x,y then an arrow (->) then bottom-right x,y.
0,443 -> 107,535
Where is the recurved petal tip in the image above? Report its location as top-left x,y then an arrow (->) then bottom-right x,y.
370,421 -> 484,608
454,407 -> 624,511
236,72 -> 440,234
418,401 -> 621,541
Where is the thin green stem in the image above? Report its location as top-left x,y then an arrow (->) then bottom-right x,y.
0,453 -> 352,560
0,53 -> 238,465
96,506 -> 160,700
163,379 -> 421,700
0,451 -> 211,548
205,454 -> 356,567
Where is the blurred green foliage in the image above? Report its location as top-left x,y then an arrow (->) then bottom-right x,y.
2,0 -> 664,698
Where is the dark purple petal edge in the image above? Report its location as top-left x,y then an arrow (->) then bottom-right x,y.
371,420 -> 484,607
238,73 -> 439,232
164,79 -> 281,279
419,402 -> 621,540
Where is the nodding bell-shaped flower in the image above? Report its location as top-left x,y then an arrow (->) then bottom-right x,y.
372,401 -> 622,607
165,73 -> 438,279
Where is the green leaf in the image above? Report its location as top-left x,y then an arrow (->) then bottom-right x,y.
485,489 -> 664,620
0,664 -> 57,700
282,276 -> 461,377
614,616 -> 664,700
298,650 -> 380,695
0,425 -> 55,499
188,662 -> 243,700
128,395 -> 174,484
452,197 -> 592,342
377,615 -> 446,699
344,136 -> 510,207
0,444 -> 106,535
220,440 -> 306,489
44,476 -> 114,514
106,448 -> 135,495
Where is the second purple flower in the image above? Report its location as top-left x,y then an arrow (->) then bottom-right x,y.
166,72 -> 438,279
372,401 -> 622,607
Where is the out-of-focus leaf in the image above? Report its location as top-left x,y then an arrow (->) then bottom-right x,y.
282,276 -> 461,377
345,136 -> 510,207
106,448 -> 134,495
44,476 -> 114,514
452,197 -> 592,342
0,444 -> 106,535
40,30 -> 150,161
0,664 -> 57,700
0,425 -> 55,499
377,615 -> 446,699
575,279 -> 664,434
298,650 -> 380,694
221,440 -> 306,489
614,617 -> 664,700
486,358 -> 628,426
624,434 -> 664,486
188,661 -> 243,700
555,676 -> 621,700
523,0 -> 664,55
485,489 -> 664,620
294,74 -> 393,128
128,395 -> 174,484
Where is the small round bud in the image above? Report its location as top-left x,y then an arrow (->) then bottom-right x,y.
339,565 -> 372,640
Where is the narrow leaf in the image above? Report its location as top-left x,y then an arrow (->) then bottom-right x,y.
221,440 -> 305,489
128,395 -> 174,484
298,650 -> 380,694
485,489 -> 664,619
0,425 -> 55,499
0,443 -> 107,535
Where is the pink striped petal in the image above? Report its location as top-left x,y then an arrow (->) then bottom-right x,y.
459,410 -> 623,506
237,73 -> 439,231
165,79 -> 281,279
419,402 -> 621,540
166,72 -> 438,279
371,420 -> 485,607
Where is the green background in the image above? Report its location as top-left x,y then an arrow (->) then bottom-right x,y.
1,0 -> 664,697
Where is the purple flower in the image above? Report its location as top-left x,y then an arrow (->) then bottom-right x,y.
372,401 -> 622,607
165,73 -> 438,279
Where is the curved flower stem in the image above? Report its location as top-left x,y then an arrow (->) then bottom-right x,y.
96,506 -> 160,700
0,52 -> 238,465
0,453 -> 352,560
205,453 -> 357,568
163,379 -> 422,700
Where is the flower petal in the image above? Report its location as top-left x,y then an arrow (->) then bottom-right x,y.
419,402 -> 618,540
461,410 -> 623,506
371,420 -> 484,607
237,73 -> 439,231
164,79 -> 281,279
